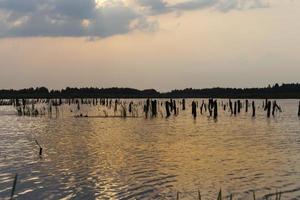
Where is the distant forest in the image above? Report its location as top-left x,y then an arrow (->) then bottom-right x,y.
0,83 -> 300,99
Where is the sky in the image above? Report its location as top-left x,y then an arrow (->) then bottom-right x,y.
0,0 -> 300,91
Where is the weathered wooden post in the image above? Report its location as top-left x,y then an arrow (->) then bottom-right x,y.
173,100 -> 177,115
213,100 -> 218,118
10,174 -> 18,199
272,101 -> 278,116
192,101 -> 197,118
170,99 -> 174,112
35,140 -> 43,156
237,100 -> 241,113
114,99 -> 118,113
198,190 -> 201,200
182,99 -> 185,110
229,99 -> 233,115
267,101 -> 271,118
298,101 -> 300,116
245,100 -> 249,112
200,101 -> 204,114
151,100 -> 157,117
165,101 -> 171,118
234,101 -> 237,115
252,101 -> 256,117
128,102 -> 133,113
208,98 -> 213,117
264,98 -> 268,111
143,99 -> 150,118
22,99 -> 26,109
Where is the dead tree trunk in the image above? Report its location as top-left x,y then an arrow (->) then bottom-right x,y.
272,101 -> 281,116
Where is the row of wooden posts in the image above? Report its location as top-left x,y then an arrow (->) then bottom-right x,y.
7,98 -> 300,118
143,98 -> 288,119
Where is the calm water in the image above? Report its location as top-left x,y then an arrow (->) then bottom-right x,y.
0,99 -> 300,200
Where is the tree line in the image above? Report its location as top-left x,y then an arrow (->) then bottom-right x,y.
0,83 -> 300,99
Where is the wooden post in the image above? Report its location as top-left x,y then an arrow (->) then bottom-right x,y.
213,100 -> 218,118
35,140 -> 43,156
144,99 -> 150,117
176,192 -> 180,200
237,100 -> 241,113
170,99 -> 174,112
234,101 -> 237,115
128,102 -> 132,113
10,174 -> 18,199
165,101 -> 171,118
200,101 -> 204,115
229,99 -> 233,115
217,189 -> 222,200
208,98 -> 213,117
298,101 -> 300,116
264,98 -> 268,111
245,100 -> 249,112
192,101 -> 197,118
182,99 -> 185,110
252,101 -> 256,117
173,100 -> 177,115
272,100 -> 280,116
151,100 -> 157,117
267,101 -> 271,118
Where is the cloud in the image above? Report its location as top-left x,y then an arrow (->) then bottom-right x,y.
136,0 -> 268,14
0,0 -> 269,38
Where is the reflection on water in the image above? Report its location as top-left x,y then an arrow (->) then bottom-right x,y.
0,99 -> 300,199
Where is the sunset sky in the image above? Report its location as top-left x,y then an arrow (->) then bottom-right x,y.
0,0 -> 299,91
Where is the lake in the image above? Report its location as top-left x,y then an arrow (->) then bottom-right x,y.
0,99 -> 300,199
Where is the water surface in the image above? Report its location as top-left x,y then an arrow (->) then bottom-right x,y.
0,99 -> 300,199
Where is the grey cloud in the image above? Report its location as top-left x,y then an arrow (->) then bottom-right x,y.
53,0 -> 96,19
0,0 -> 269,38
0,0 -> 41,12
88,5 -> 138,37
0,0 -> 151,38
137,0 -> 268,15
172,0 -> 217,11
138,0 -> 169,14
